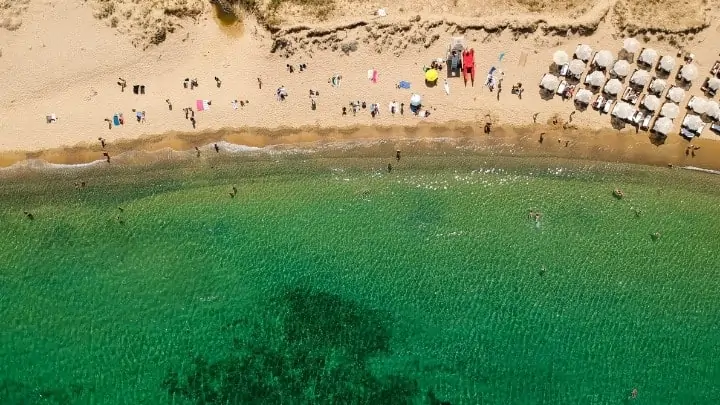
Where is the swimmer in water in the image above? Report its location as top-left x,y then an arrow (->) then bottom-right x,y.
630,388 -> 638,399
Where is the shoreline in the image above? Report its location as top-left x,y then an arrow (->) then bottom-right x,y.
3,121 -> 720,174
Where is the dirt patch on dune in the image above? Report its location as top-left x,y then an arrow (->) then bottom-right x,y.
0,0 -> 30,31
88,0 -> 206,49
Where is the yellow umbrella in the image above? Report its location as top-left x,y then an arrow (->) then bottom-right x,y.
425,69 -> 439,82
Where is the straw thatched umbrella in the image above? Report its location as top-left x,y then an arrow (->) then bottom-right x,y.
574,88 -> 593,104
653,117 -> 673,135
660,102 -> 679,119
705,101 -> 720,121
575,44 -> 592,61
553,50 -> 569,66
612,60 -> 631,77
667,87 -> 685,103
630,70 -> 650,87
689,97 -> 709,114
604,78 -> 623,95
650,78 -> 667,94
680,64 -> 698,82
708,77 -> 720,91
595,50 -> 615,68
569,59 -> 586,76
585,71 -> 605,87
622,38 -> 640,53
638,48 -> 658,66
612,101 -> 635,120
658,56 -> 675,73
541,74 -> 560,91
684,114 -> 704,132
642,95 -> 661,112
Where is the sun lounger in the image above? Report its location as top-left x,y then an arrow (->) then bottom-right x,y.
621,87 -> 639,104
593,95 -> 605,110
564,84 -> 576,99
711,61 -> 720,77
603,99 -> 615,114
632,111 -> 644,125
641,114 -> 652,130
556,80 -> 567,96
680,127 -> 695,140
711,121 -> 720,134
45,113 -> 57,123
559,64 -> 570,77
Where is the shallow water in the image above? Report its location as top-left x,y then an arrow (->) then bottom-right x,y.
1,152 -> 719,404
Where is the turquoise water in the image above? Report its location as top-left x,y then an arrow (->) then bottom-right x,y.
1,151 -> 719,404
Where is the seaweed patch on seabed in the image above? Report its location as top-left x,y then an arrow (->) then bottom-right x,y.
162,287 -> 452,404
0,379 -> 94,404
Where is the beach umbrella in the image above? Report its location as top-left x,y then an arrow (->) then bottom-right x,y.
612,60 -> 631,77
574,88 -> 593,104
410,94 -> 422,106
680,64 -> 698,82
689,97 -> 708,114
650,78 -> 667,94
553,50 -> 569,65
684,115 -> 704,132
708,77 -> 720,91
425,69 -> 439,82
541,74 -> 560,91
667,87 -> 685,103
574,44 -> 592,61
585,70 -> 605,87
658,55 -> 675,72
612,101 -> 635,120
595,50 -> 615,68
623,38 -> 640,53
569,59 -> 586,76
660,102 -> 679,119
653,116 -> 673,135
643,95 -> 661,112
639,48 -> 658,66
705,101 -> 720,120
604,78 -> 623,95
630,70 -> 650,87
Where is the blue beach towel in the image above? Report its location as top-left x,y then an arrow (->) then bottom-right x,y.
113,114 -> 120,126
398,81 -> 411,89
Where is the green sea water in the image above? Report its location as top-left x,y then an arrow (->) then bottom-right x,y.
1,150 -> 720,404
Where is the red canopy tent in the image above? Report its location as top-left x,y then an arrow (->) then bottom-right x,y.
462,49 -> 475,87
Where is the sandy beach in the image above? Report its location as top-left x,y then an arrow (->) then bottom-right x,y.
2,0 -> 720,169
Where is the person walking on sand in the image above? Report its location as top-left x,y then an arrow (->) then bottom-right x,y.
533,113 -> 539,123
104,118 -> 112,129
387,163 -> 393,173
195,147 -> 200,158
103,152 -> 110,163
539,133 -> 545,144
166,99 -> 173,111
190,117 -> 196,129
215,76 -> 222,88
98,137 -> 106,148
396,150 -> 401,161
257,77 -> 262,89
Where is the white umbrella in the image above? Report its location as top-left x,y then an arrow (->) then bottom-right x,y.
689,96 -> 709,114
612,60 -> 631,77
410,94 -> 422,106
612,101 -> 635,120
630,70 -> 650,87
658,55 -> 675,72
684,115 -> 704,132
649,78 -> 667,94
574,88 -> 593,104
569,59 -> 586,76
585,71 -> 605,87
643,95 -> 661,112
660,102 -> 679,119
595,50 -> 615,68
639,48 -> 658,66
604,78 -> 623,95
623,38 -> 640,53
541,74 -> 560,91
680,64 -> 698,82
667,87 -> 685,103
553,50 -> 569,66
653,117 -> 673,135
705,101 -> 720,120
708,77 -> 720,91
575,44 -> 593,61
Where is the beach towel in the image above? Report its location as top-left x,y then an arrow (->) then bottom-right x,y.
398,81 -> 411,89
488,66 -> 497,75
196,100 -> 211,111
368,69 -> 378,83
113,114 -> 120,126
444,80 -> 450,95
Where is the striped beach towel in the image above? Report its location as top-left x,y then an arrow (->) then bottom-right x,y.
196,100 -> 211,111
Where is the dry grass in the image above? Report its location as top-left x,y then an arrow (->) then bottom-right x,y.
0,0 -> 30,31
618,0 -> 712,32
